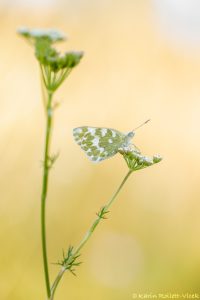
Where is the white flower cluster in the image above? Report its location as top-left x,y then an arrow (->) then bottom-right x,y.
118,146 -> 162,170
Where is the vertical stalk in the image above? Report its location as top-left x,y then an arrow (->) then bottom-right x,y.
41,91 -> 53,299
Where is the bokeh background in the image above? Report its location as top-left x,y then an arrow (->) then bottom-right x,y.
1,0 -> 200,299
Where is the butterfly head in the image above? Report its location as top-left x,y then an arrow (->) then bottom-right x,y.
127,131 -> 135,139
125,131 -> 135,144
125,119 -> 150,143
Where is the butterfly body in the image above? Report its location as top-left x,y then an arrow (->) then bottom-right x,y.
73,126 -> 135,162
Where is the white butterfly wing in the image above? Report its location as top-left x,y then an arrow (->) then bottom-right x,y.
73,126 -> 126,162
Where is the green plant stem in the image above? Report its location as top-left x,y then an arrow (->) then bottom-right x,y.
50,169 -> 133,299
41,90 -> 53,299
50,267 -> 66,300
74,169 -> 133,254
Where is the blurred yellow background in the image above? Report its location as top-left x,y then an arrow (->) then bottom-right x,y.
1,0 -> 200,299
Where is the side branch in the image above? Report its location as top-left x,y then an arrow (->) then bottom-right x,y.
50,169 -> 133,299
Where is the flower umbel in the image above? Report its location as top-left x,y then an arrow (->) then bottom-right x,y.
18,27 -> 84,93
119,146 -> 162,171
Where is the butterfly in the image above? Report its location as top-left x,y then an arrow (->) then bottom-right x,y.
73,126 -> 137,163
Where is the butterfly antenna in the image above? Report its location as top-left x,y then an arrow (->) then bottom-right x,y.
133,119 -> 150,131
